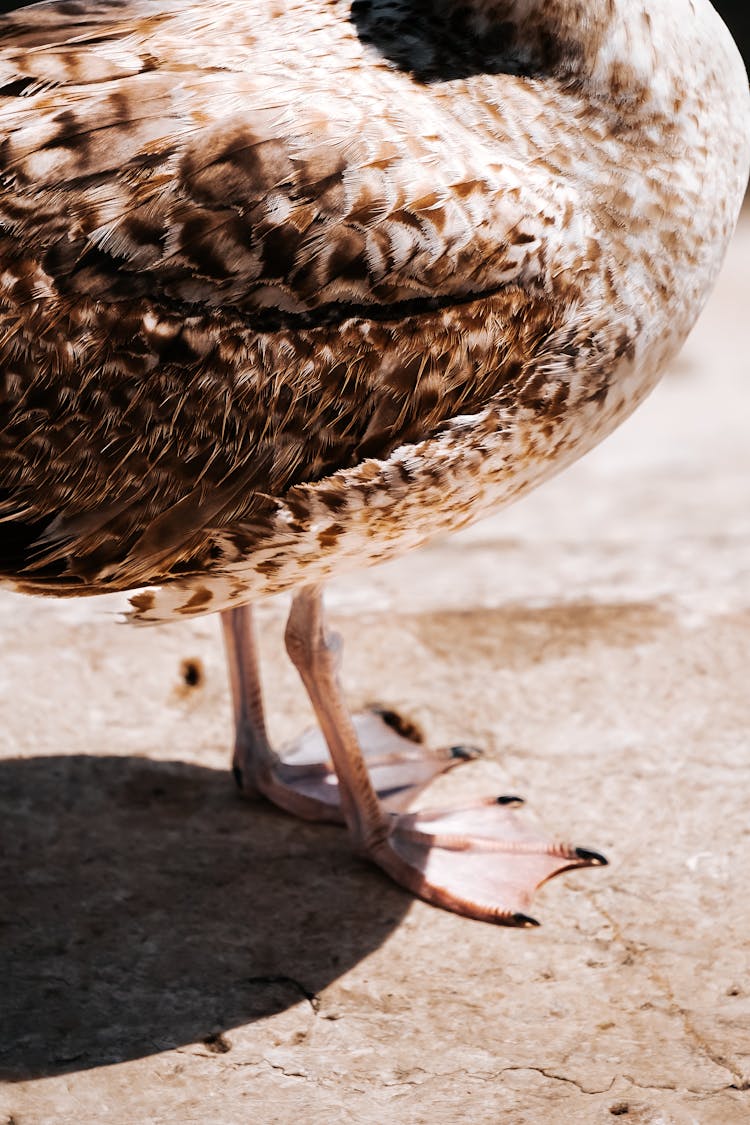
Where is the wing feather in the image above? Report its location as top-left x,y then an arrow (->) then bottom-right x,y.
0,0 -> 593,590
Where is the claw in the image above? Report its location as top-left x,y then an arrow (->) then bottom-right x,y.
496,794 -> 525,806
448,744 -> 483,760
511,913 -> 541,928
575,847 -> 608,866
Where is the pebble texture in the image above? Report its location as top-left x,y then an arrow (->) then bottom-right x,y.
1,212 -> 749,1123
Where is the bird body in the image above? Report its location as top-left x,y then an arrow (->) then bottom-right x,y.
1,0 -> 747,622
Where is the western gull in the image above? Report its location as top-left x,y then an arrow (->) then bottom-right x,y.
1,0 -> 748,924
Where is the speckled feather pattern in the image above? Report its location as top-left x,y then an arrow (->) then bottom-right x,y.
0,0 -> 748,620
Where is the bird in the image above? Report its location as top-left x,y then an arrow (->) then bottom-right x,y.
0,0 -> 748,926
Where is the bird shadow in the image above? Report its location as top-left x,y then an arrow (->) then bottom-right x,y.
0,754 -> 408,1079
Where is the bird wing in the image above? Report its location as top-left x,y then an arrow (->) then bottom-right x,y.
0,0 -> 595,588
0,1 -> 568,313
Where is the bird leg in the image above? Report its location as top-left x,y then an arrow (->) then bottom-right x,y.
284,585 -> 607,925
221,603 -> 473,823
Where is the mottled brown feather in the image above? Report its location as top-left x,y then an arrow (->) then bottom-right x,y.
0,0 -> 748,618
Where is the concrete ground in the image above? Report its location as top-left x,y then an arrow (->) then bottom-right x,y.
1,212 -> 749,1125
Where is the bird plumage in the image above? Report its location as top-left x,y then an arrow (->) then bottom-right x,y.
0,0 -> 748,620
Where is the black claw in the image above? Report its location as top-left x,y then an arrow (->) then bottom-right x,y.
232,765 -> 244,790
496,794 -> 525,806
575,847 -> 608,866
510,913 -> 540,928
449,744 -> 483,760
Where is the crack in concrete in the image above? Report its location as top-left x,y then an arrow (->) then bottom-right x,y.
246,974 -> 321,1014
384,1064 -> 615,1096
621,1075 -> 678,1093
172,1052 -> 750,1105
624,1074 -> 749,1097
181,1054 -> 320,1081
495,1066 -> 615,1095
261,1057 -> 315,1082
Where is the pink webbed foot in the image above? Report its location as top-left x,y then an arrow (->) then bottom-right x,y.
369,797 -> 607,926
235,708 -> 479,823
223,594 -> 608,926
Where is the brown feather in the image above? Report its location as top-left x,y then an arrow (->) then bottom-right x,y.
0,0 -> 747,617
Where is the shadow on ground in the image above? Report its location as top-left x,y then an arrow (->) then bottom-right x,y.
0,755 -> 407,1079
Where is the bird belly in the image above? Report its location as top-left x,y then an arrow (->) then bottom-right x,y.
126,342 -> 660,624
